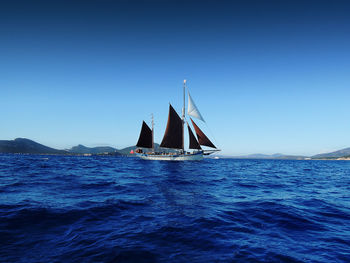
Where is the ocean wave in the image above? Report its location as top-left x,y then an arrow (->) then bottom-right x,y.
1,155 -> 350,262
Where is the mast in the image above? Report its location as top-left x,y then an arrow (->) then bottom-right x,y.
182,79 -> 186,151
151,113 -> 154,151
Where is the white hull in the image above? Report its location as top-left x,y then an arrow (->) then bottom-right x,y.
137,152 -> 203,161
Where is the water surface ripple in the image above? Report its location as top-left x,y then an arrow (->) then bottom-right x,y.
1,154 -> 350,262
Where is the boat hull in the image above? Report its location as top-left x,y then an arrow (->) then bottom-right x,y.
137,152 -> 203,161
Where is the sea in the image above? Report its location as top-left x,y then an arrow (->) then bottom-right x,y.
0,154 -> 350,263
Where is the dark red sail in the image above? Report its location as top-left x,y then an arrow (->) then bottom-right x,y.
136,121 -> 153,148
187,123 -> 201,150
160,104 -> 183,149
190,118 -> 216,148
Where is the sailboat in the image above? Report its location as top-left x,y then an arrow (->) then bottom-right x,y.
135,80 -> 219,161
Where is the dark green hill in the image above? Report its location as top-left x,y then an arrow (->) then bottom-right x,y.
312,147 -> 350,159
0,138 -> 67,154
0,139 -> 175,156
69,144 -> 118,154
225,153 -> 307,160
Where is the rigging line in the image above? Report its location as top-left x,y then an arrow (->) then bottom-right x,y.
203,121 -> 221,150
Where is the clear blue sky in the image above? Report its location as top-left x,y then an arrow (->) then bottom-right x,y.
1,0 -> 350,156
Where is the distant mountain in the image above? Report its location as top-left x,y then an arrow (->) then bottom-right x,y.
0,138 -> 170,156
312,147 -> 350,159
0,138 -> 132,156
0,138 -> 67,154
274,155 -> 308,160
68,144 -> 118,154
238,153 -> 284,159
67,143 -> 175,155
2,138 -> 349,159
226,153 -> 307,160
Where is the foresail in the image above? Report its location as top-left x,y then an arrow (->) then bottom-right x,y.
190,118 -> 216,149
160,104 -> 183,149
136,121 -> 153,148
187,123 -> 201,150
188,92 -> 205,122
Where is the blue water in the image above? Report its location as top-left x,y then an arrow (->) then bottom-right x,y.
1,154 -> 350,262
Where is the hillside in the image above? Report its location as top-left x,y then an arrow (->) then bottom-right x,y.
69,144 -> 118,154
0,138 -> 128,155
312,147 -> 350,159
2,138 -> 349,159
0,138 -> 67,154
226,153 -> 307,160
0,139 -> 122,155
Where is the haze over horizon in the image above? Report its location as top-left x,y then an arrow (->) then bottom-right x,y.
1,0 -> 350,156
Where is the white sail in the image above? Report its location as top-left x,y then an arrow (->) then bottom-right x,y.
188,92 -> 205,122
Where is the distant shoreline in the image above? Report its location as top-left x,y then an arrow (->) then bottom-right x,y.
2,152 -> 350,161
1,138 -> 350,160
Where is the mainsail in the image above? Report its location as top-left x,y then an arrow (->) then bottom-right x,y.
187,123 -> 201,150
136,121 -> 153,148
160,104 -> 183,149
190,118 -> 216,148
188,92 -> 205,122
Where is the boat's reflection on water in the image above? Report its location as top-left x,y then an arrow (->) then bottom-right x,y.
152,160 -> 213,220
